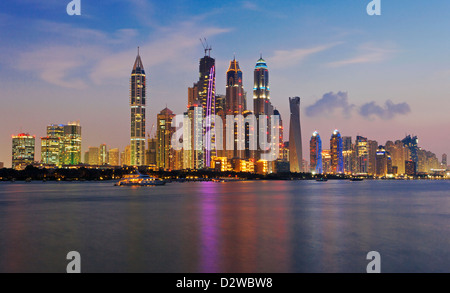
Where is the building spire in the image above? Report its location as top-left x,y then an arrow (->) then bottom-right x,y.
138,46 -> 140,56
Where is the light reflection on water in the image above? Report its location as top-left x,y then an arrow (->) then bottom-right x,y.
0,180 -> 448,273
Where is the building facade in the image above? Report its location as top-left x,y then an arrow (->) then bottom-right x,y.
12,133 -> 35,170
310,131 -> 323,174
289,97 -> 303,173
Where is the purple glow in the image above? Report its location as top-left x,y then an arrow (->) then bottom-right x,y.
205,66 -> 215,168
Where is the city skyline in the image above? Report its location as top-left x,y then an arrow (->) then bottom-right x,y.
1,1 -> 450,167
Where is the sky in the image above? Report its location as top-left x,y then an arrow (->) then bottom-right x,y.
0,0 -> 449,167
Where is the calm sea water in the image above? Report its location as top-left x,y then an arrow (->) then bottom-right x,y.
0,180 -> 448,273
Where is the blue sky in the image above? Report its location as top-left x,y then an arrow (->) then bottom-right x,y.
1,0 -> 449,167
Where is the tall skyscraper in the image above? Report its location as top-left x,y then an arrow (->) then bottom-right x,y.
402,135 -> 419,165
342,136 -> 353,174
12,133 -> 35,170
226,58 -> 246,159
156,108 -> 175,170
289,97 -> 303,173
130,48 -> 146,166
442,153 -> 447,166
376,146 -> 389,177
355,136 -> 369,174
62,122 -> 82,165
330,130 -> 344,174
274,109 -> 284,160
310,131 -> 323,174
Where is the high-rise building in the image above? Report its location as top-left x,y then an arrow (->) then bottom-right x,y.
108,148 -> 119,166
289,97 -> 303,173
322,149 -> 331,173
355,136 -> 369,174
62,122 -> 82,165
405,160 -> 416,176
310,131 -> 323,174
330,130 -> 344,174
146,137 -> 157,167
375,146 -> 388,177
156,108 -> 175,170
274,109 -> 284,160
99,144 -> 108,165
130,48 -> 146,166
41,136 -> 61,166
226,58 -> 246,160
12,133 -> 35,170
342,136 -> 353,174
442,154 -> 447,167
88,147 -> 99,166
368,140 -> 378,175
402,135 -> 419,165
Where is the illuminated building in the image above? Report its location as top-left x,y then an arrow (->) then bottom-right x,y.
253,56 -> 274,160
405,160 -> 416,176
402,135 -> 419,165
88,147 -> 99,165
108,148 -> 119,166
130,48 -> 146,166
355,136 -> 368,174
99,144 -> 107,165
255,160 -> 268,175
289,97 -> 303,173
375,146 -> 392,177
243,110 -> 257,160
156,108 -> 175,170
226,58 -> 246,160
310,131 -> 323,174
322,149 -> 331,173
341,136 -> 353,174
211,156 -> 230,172
330,130 -> 344,174
62,122 -> 82,165
146,136 -> 157,167
274,109 -> 284,160
442,154 -> 447,166
41,136 -> 61,166
12,133 -> 35,170
368,140 -> 378,175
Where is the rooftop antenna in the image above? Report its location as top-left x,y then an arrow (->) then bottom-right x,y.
200,38 -> 212,57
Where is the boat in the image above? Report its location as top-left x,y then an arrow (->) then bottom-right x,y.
350,177 -> 364,181
115,170 -> 165,186
316,178 -> 328,182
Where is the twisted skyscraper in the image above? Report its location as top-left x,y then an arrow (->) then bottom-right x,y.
289,97 -> 303,172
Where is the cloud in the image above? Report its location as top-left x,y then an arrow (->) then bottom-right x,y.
305,91 -> 355,118
359,100 -> 411,120
327,43 -> 396,68
270,43 -> 340,69
242,1 -> 259,11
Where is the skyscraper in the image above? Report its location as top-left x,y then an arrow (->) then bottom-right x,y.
108,148 -> 119,166
310,131 -> 323,174
330,130 -> 344,174
130,48 -> 146,166
376,146 -> 389,177
402,135 -> 419,165
226,58 -> 246,159
12,133 -> 35,170
88,147 -> 99,165
442,154 -> 447,166
342,136 -> 353,174
62,122 -> 82,165
99,144 -> 108,165
368,140 -> 378,175
156,108 -> 175,170
289,97 -> 303,173
355,136 -> 369,174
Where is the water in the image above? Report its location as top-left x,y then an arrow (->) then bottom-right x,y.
0,180 -> 448,273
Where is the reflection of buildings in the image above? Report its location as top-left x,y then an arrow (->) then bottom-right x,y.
289,97 -> 303,173
12,133 -> 35,170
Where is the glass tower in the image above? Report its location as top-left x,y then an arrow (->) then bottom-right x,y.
310,131 -> 323,174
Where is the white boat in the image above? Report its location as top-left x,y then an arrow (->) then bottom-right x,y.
115,171 -> 165,186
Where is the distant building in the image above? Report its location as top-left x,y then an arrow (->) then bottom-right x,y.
342,136 -> 353,174
322,149 -> 331,174
88,147 -> 99,165
310,131 -> 323,174
405,160 -> 416,176
0,162 -> 4,169
12,133 -> 35,170
146,137 -> 157,167
62,122 -> 82,165
108,148 -> 119,166
330,130 -> 344,174
99,144 -> 108,165
355,136 -> 369,174
368,140 -> 378,175
442,154 -> 447,167
289,97 -> 303,173
156,108 -> 175,170
376,146 -> 388,177
402,135 -> 419,165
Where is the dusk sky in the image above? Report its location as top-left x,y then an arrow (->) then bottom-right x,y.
1,0 -> 449,167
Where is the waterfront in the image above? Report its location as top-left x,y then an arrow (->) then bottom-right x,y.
0,180 -> 448,273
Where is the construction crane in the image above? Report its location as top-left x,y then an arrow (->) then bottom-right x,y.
200,38 -> 212,57
147,124 -> 155,139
